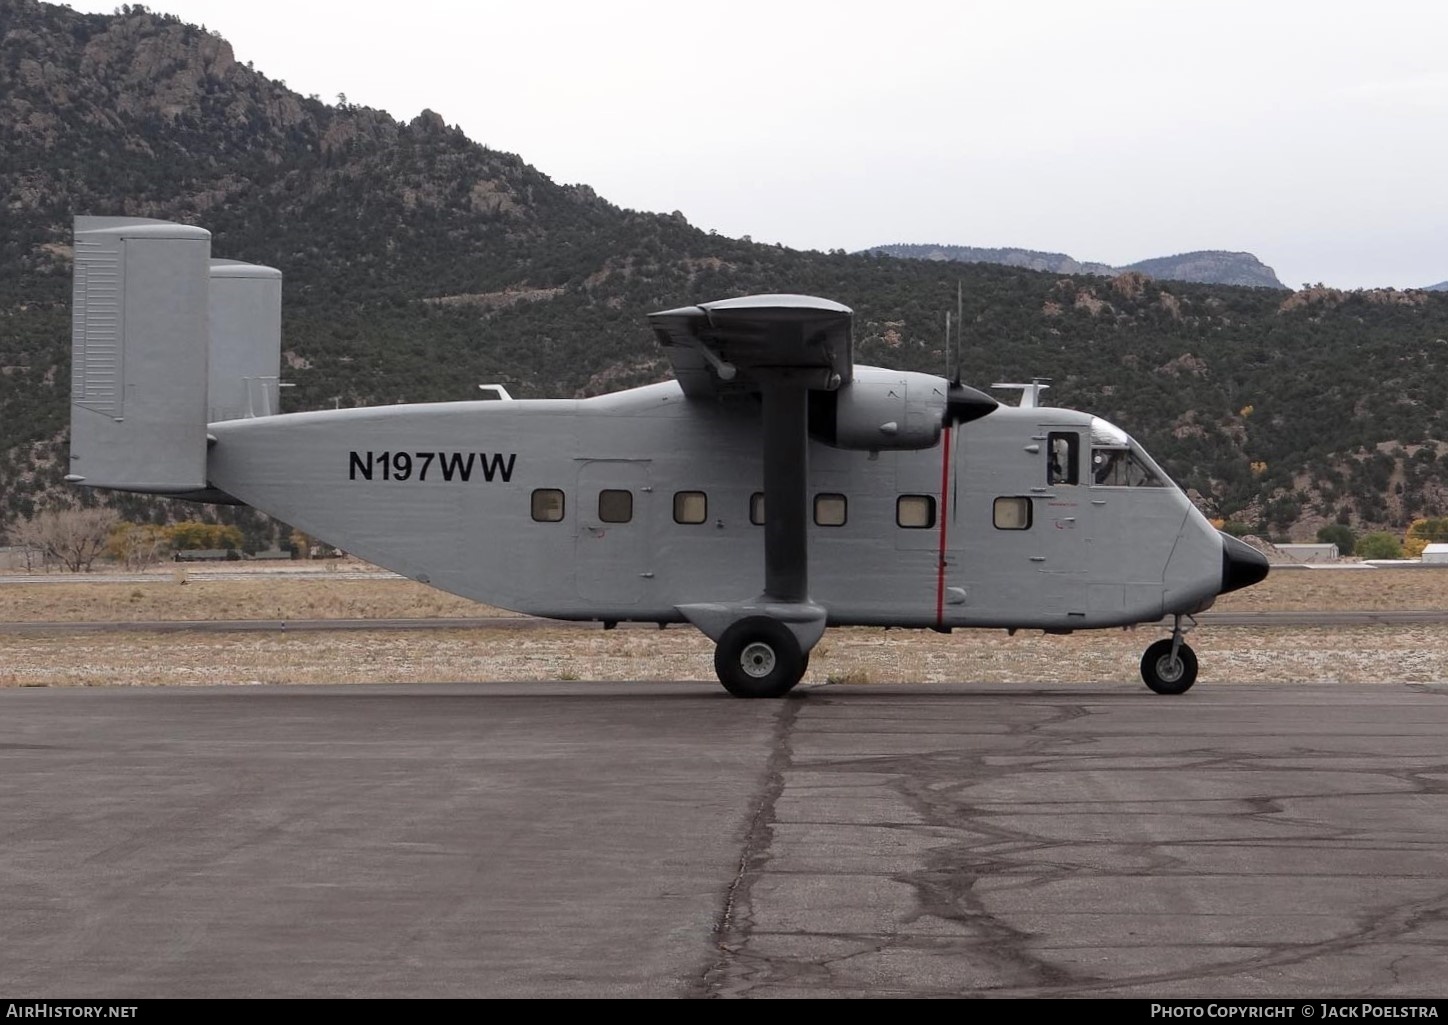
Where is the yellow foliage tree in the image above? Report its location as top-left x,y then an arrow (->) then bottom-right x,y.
165,521 -> 244,551
107,523 -> 172,569
1404,517 -> 1448,559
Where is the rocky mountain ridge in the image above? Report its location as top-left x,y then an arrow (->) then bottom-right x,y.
862,244 -> 1287,289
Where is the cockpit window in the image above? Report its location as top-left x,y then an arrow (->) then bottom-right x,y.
1091,447 -> 1164,487
1088,417 -> 1166,487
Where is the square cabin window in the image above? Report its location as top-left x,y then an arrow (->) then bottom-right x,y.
598,489 -> 633,524
749,492 -> 765,525
897,495 -> 936,529
674,491 -> 707,524
994,496 -> 1032,530
1047,432 -> 1080,486
814,493 -> 847,527
531,489 -> 565,523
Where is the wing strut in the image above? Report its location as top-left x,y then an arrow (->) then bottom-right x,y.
761,382 -> 809,602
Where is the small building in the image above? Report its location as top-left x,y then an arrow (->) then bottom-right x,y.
174,548 -> 240,562
1274,543 -> 1339,564
1423,543 -> 1448,565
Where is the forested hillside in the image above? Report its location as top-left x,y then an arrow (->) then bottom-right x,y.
3,0 -> 1447,548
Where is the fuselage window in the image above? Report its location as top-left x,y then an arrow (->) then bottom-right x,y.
749,492 -> 765,526
1091,447 -> 1164,487
598,489 -> 633,524
674,491 -> 707,524
897,494 -> 936,529
1047,431 -> 1079,485
531,488 -> 565,523
814,493 -> 847,527
993,496 -> 1032,530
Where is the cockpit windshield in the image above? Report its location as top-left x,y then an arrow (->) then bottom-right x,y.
1089,417 -> 1165,488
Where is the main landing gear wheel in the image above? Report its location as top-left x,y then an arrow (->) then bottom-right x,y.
1141,638 -> 1198,695
714,617 -> 806,699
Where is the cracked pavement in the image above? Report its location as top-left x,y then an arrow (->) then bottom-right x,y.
2,681 -> 1446,997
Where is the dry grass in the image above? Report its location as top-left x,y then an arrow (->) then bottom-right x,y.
0,575 -> 509,622
1,566 -> 1445,688
1,566 -> 1441,624
1,623 -> 1443,689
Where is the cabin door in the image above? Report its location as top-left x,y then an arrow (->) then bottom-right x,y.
575,459 -> 651,604
1033,426 -> 1088,617
958,422 -> 1088,620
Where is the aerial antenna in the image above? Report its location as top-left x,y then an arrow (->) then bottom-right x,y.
943,310 -> 951,380
953,280 -> 964,385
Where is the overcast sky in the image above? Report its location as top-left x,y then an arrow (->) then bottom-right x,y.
69,0 -> 1448,289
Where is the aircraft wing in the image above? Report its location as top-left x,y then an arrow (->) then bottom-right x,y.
649,294 -> 853,398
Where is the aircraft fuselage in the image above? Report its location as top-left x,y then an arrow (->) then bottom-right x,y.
207,376 -> 1223,631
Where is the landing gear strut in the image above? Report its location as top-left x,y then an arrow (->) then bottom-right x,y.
713,617 -> 807,698
1141,614 -> 1198,694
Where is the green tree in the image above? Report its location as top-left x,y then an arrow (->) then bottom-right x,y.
1354,531 -> 1402,559
1315,523 -> 1355,556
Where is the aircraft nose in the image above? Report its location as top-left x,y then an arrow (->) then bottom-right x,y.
1219,532 -> 1270,594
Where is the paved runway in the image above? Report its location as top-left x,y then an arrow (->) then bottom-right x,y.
2,681 -> 1446,998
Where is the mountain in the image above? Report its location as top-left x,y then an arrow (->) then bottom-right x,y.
864,244 -> 1287,289
1118,251 -> 1285,289
1426,282 -> 1448,292
856,244 -> 1116,277
2,0 -> 1448,549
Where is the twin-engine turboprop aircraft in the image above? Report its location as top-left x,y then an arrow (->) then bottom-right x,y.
66,217 -> 1268,696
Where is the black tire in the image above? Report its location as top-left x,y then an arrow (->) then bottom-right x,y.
714,617 -> 806,698
1141,639 -> 1198,694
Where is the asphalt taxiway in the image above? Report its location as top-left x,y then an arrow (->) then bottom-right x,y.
2,681 -> 1446,998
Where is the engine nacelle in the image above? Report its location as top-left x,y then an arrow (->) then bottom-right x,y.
812,368 -> 949,451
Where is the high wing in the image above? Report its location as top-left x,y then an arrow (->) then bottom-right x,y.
647,291 -> 999,696
649,294 -> 853,399
648,294 -> 857,660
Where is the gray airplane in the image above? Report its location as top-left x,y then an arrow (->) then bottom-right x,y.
66,217 -> 1268,697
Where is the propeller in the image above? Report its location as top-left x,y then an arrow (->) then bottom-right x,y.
944,381 -> 998,425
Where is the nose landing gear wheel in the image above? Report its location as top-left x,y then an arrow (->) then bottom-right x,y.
714,617 -> 806,698
1141,638 -> 1198,694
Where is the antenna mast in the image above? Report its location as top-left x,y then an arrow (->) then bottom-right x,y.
944,310 -> 951,379
954,280 -> 964,382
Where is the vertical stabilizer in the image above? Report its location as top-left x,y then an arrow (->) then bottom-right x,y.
69,217 -> 211,493
208,260 -> 282,421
